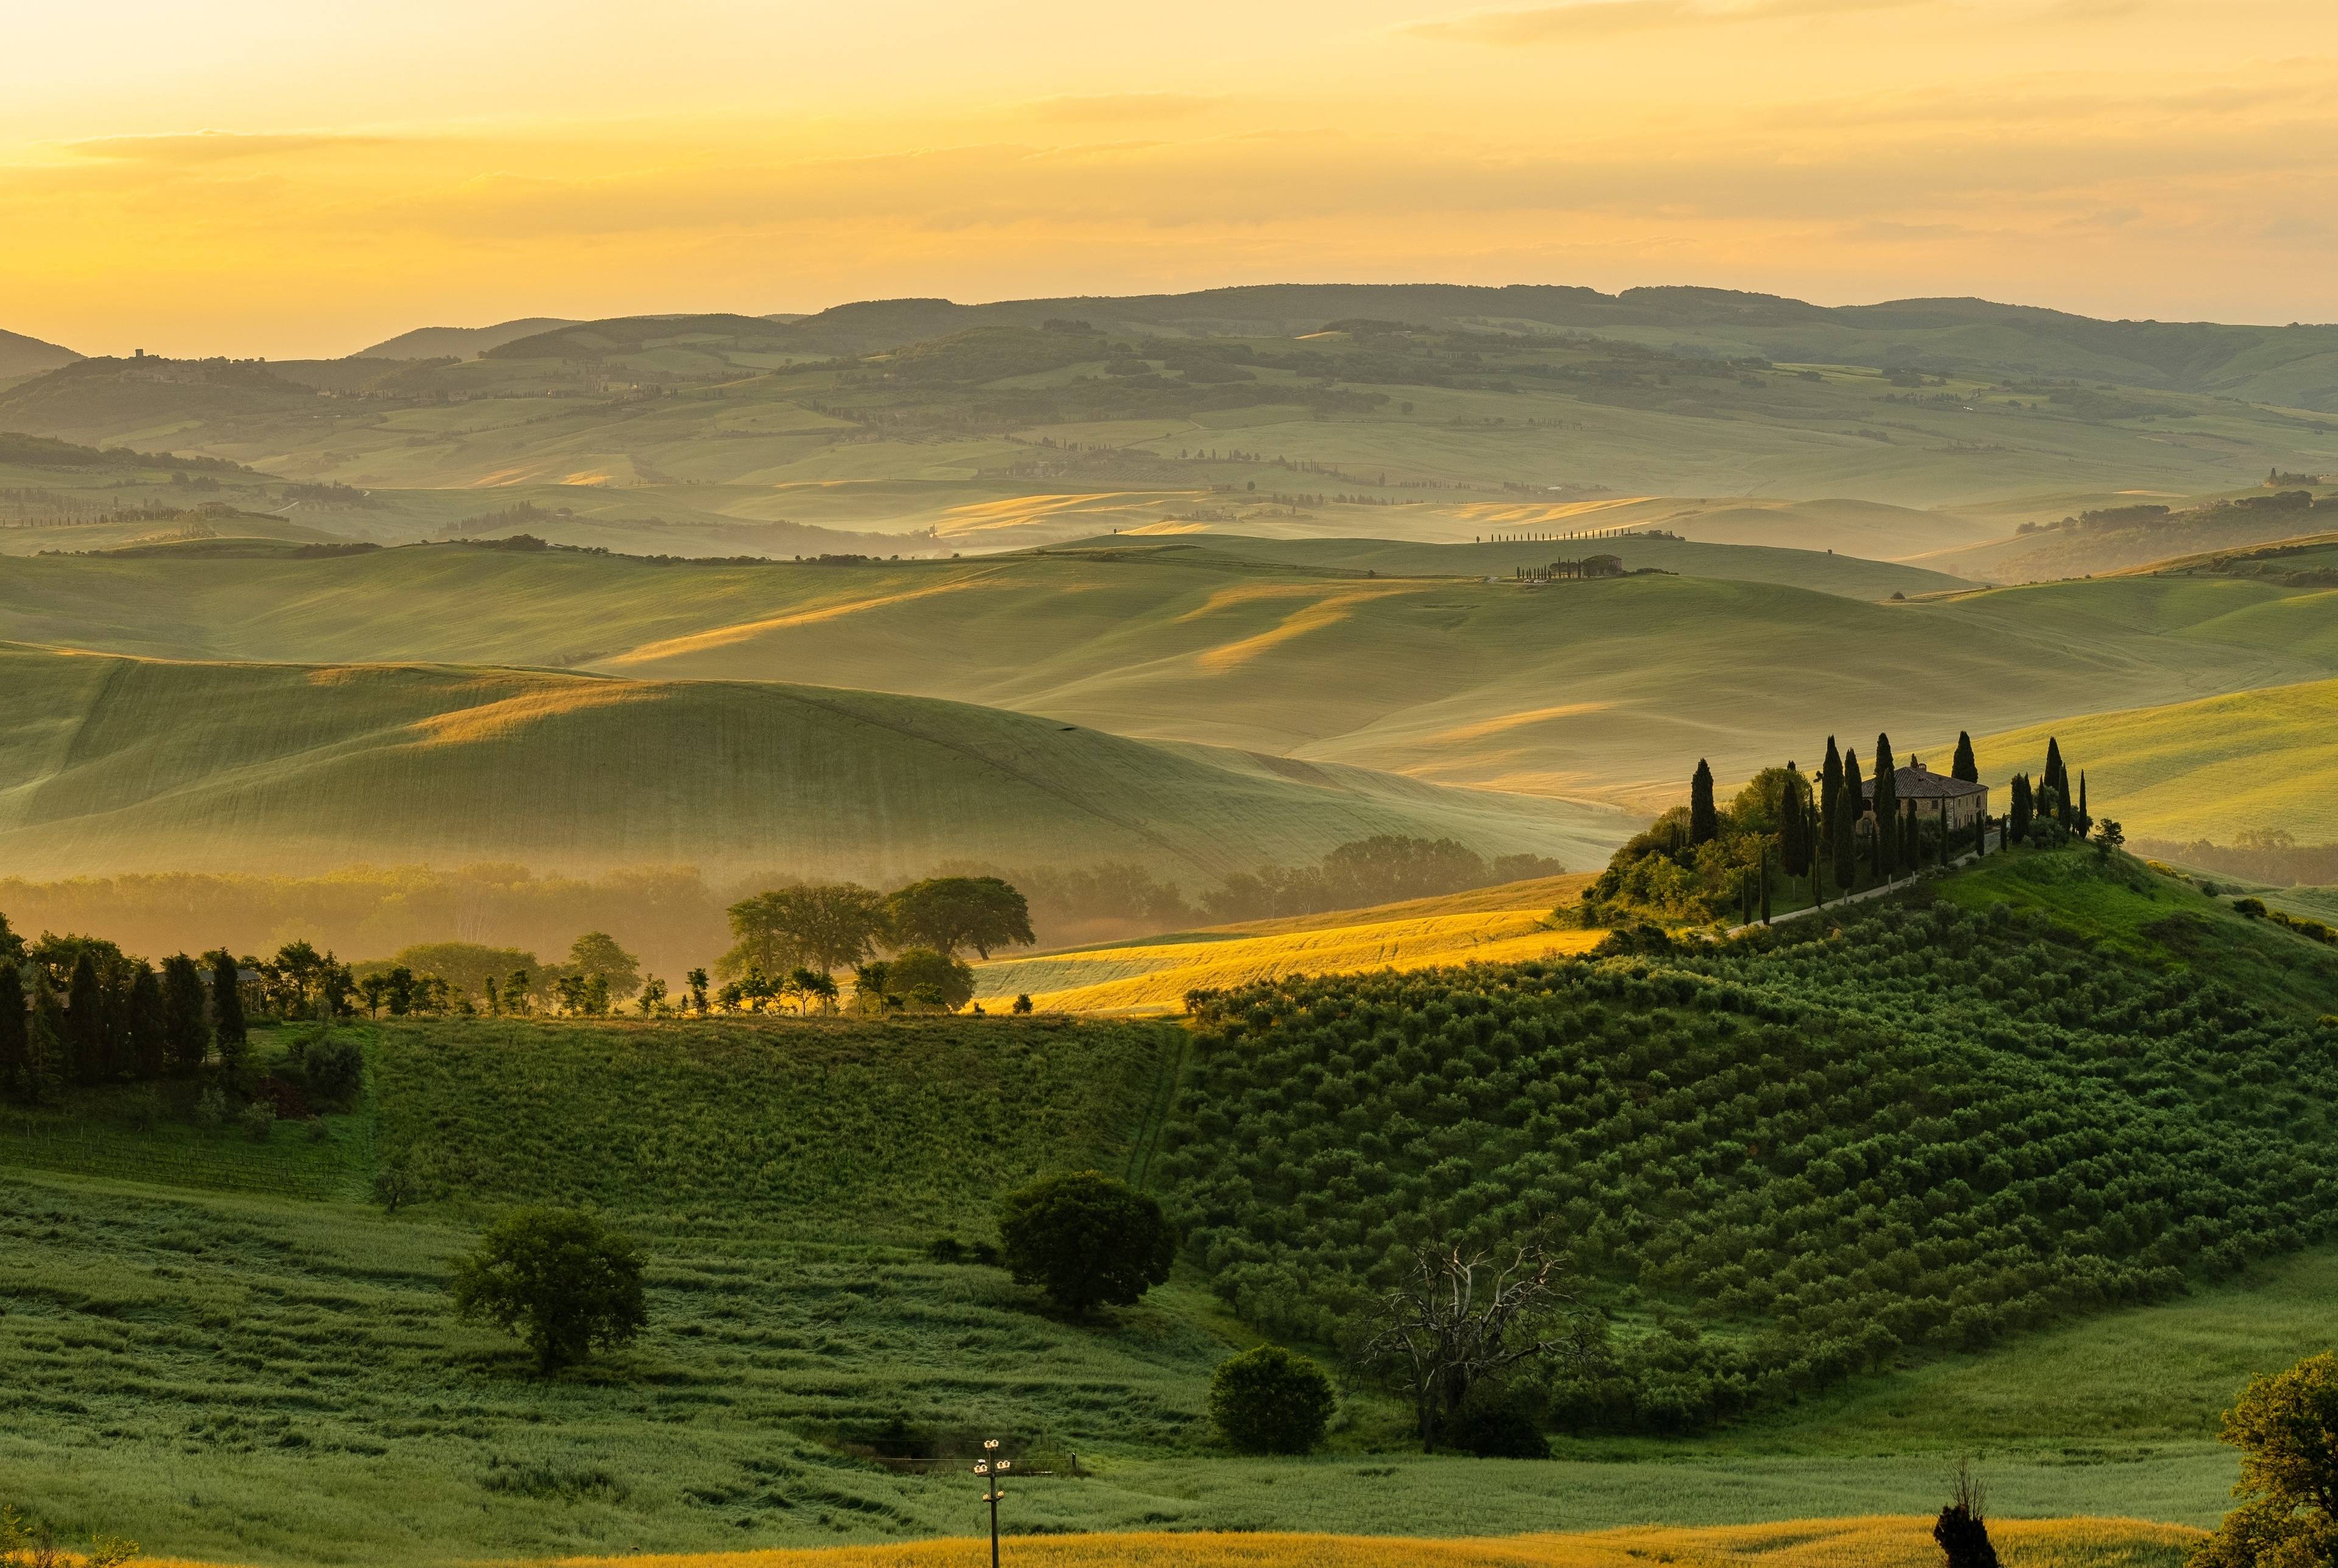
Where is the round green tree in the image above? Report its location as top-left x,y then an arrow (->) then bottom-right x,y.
448,1206 -> 648,1373
997,1170 -> 1175,1315
2192,1352 -> 2338,1568
1209,1345 -> 1336,1454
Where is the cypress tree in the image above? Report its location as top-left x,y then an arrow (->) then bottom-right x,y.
2078,771 -> 2090,832
161,954 -> 210,1077
1974,802 -> 1987,858
1689,759 -> 1719,845
209,950 -> 247,1065
2010,772 -> 2032,841
1760,842 -> 1773,924
67,953 -> 104,1085
127,962 -> 166,1081
0,962 -> 27,1101
1871,734 -> 1898,882
1951,731 -> 1978,783
1838,749 -> 1864,894
1780,766 -> 1808,877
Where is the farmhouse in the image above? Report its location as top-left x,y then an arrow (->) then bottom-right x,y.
1863,757 -> 1989,830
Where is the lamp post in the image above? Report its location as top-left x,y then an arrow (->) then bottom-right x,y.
974,1438 -> 1011,1568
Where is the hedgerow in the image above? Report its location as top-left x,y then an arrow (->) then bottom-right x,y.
1154,890 -> 2338,1433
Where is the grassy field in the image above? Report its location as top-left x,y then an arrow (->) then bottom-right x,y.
974,875 -> 1600,1014
1977,677 -> 2338,842
5,541 -> 2337,814
0,642 -> 1626,883
8,872 -> 2338,1566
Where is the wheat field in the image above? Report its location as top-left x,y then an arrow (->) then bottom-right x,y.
974,876 -> 1600,1013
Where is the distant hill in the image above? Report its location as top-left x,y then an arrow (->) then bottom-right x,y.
0,327 -> 80,380
1925,489 -> 2338,583
5,542 -> 2336,810
354,317 -> 580,359
0,643 -> 1626,881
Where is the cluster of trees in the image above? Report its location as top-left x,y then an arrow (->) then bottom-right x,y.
1154,893 -> 2336,1435
0,915 -> 234,1104
0,915 -> 362,1135
1585,730 -> 2085,925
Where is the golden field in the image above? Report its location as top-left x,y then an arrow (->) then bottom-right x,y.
516,1517 -> 2202,1568
974,875 -> 1600,1014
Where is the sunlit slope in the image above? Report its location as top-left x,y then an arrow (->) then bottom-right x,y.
0,646 -> 1625,880
3,546 -> 2334,810
975,875 -> 1601,1013
1979,677 -> 2338,842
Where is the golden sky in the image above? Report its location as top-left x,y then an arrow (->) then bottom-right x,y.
8,0 -> 2338,357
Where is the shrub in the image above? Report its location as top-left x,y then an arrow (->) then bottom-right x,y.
237,1101 -> 276,1143
448,1206 -> 648,1374
1209,1345 -> 1336,1454
998,1170 -> 1175,1315
1442,1383 -> 1551,1459
303,1035 -> 365,1107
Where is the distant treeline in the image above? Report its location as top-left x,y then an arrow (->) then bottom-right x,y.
0,837 -> 1563,990
2019,488 -> 2336,536
2136,830 -> 2338,887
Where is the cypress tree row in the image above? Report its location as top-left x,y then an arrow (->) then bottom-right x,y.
1951,731 -> 1978,783
1689,760 -> 1719,844
161,954 -> 211,1077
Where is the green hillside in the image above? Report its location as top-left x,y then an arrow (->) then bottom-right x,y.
1979,677 -> 2338,842
0,642 -> 1624,881
3,541 -> 2331,811
9,853 -> 2338,1564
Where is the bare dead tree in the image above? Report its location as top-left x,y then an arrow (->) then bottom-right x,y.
1361,1237 -> 1598,1451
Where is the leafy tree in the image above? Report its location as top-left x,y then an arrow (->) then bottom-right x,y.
723,883 -> 890,977
852,961 -> 893,1016
371,943 -> 536,1010
160,954 -> 209,1077
886,877 -> 1035,959
0,962 -> 29,1101
2190,1353 -> 2338,1568
636,976 -> 669,1016
1687,760 -> 1719,844
448,1206 -> 648,1374
685,968 -> 709,1014
1012,993 -> 1034,1016
997,1170 -> 1176,1315
1209,1345 -> 1336,1454
566,932 -> 641,1002
126,962 -> 166,1080
1951,730 -> 1979,783
888,947 -> 974,1012
2093,818 -> 2125,856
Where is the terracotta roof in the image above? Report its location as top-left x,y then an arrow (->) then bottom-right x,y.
1861,761 -> 1987,800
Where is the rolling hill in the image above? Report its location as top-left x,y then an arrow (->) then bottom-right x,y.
356,317 -> 582,359
972,873 -> 1600,1014
0,643 -> 1626,881
5,295 -> 2338,540
1,541 -> 2329,811
1979,677 -> 2338,842
0,326 -> 80,380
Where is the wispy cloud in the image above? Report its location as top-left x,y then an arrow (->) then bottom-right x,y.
1406,0 -> 1930,44
65,129 -> 384,164
1027,92 -> 1221,123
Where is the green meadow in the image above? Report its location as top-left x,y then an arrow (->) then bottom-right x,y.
6,856 -> 2338,1564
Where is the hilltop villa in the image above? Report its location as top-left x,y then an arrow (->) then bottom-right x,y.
1862,758 -> 1989,831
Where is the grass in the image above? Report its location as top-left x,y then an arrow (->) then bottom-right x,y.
0,641 -> 1624,884
369,1016 -> 1180,1236
1977,677 -> 2338,842
974,875 -> 1601,1014
9,540 -> 2338,816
